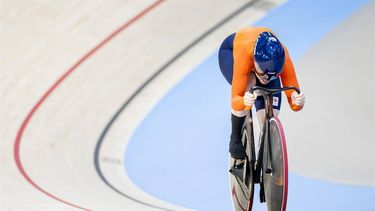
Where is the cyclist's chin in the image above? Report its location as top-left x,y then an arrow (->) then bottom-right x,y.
259,79 -> 270,85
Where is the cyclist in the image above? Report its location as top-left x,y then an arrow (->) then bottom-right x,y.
218,26 -> 305,160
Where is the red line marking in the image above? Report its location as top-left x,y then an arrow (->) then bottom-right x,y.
232,186 -> 247,211
13,1 -> 164,210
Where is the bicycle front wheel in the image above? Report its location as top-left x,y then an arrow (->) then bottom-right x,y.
262,117 -> 288,211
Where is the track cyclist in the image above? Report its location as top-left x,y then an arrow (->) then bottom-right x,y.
218,26 -> 306,160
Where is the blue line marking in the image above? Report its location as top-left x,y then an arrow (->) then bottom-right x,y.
125,0 -> 373,210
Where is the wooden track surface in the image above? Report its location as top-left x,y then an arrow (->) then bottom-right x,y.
1,0 -> 284,210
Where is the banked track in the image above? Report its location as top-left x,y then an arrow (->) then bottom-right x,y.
7,0 -> 284,210
12,1 -> 165,210
94,0 -> 284,210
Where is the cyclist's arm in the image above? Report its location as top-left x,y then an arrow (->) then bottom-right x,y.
232,43 -> 252,111
280,47 -> 303,111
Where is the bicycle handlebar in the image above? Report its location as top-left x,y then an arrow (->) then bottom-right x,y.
249,86 -> 300,95
244,86 -> 300,111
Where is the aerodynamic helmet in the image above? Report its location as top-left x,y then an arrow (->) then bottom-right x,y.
254,31 -> 285,83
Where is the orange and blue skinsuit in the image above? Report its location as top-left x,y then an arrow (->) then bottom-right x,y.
218,26 -> 303,159
219,26 -> 303,114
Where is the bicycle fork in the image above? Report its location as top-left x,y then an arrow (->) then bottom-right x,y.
254,120 -> 273,203
265,121 -> 273,175
254,120 -> 272,181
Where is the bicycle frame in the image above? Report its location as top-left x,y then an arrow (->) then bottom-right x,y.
253,88 -> 276,182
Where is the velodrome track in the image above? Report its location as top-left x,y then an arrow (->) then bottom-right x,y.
1,1 -> 374,211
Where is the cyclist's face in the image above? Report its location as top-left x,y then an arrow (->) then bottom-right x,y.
254,63 -> 271,84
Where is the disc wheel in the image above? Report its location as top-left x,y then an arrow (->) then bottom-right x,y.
262,117 -> 288,211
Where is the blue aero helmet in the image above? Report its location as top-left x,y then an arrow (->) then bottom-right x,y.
254,31 -> 285,83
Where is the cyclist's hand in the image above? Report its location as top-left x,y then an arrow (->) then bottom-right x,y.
244,92 -> 256,107
292,91 -> 305,106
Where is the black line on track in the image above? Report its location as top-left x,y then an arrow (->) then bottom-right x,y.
94,0 -> 261,210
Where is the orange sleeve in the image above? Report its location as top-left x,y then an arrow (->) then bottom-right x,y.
280,47 -> 303,111
231,36 -> 253,111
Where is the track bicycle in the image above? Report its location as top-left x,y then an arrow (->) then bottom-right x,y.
229,86 -> 300,211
